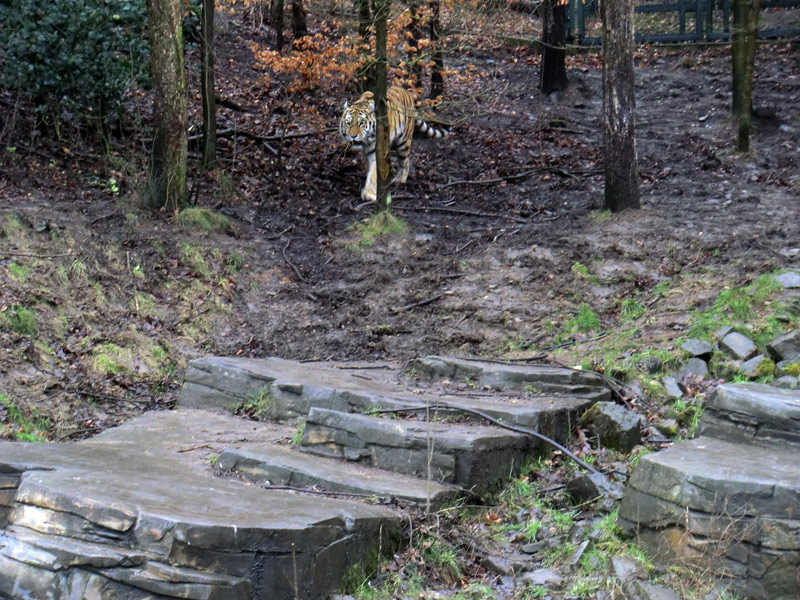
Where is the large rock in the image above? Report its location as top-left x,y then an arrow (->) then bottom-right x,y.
698,383 -> 800,449
767,329 -> 800,362
579,401 -> 643,452
0,410 -> 400,600
620,383 -> 800,600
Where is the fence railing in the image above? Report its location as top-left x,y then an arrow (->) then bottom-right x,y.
567,0 -> 800,44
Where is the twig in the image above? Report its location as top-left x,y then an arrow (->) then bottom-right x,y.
394,205 -> 527,224
56,427 -> 104,442
282,238 -> 308,283
1,250 -> 72,259
392,293 -> 444,313
440,170 -> 539,188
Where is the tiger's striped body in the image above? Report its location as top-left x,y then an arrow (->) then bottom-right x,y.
339,86 -> 448,202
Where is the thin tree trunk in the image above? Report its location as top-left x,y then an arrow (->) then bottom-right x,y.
291,0 -> 307,40
372,0 -> 391,212
601,0 -> 640,212
540,0 -> 568,95
201,0 -> 217,170
732,0 -> 760,151
274,0 -> 285,50
407,0 -> 424,89
145,0 -> 188,211
356,0 -> 374,93
429,0 -> 444,99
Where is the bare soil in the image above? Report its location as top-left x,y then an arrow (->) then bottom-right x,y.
0,18 -> 798,442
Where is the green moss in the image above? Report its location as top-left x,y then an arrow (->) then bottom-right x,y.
347,212 -> 409,250
2,214 -> 25,239
567,304 -> 601,333
0,394 -> 50,441
177,208 -> 233,233
8,261 -> 29,282
92,343 -> 128,374
0,305 -> 37,335
781,362 -> 800,377
179,243 -> 213,279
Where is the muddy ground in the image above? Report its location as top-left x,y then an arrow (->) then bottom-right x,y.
0,16 -> 798,441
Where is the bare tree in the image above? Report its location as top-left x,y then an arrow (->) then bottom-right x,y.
201,0 -> 217,170
372,0 -> 391,212
540,0 -> 568,96
601,0 -> 640,212
144,0 -> 188,211
292,0 -> 307,40
732,0 -> 760,151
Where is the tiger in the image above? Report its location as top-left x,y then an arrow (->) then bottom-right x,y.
339,86 -> 449,202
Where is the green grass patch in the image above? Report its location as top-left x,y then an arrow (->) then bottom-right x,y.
567,304 -> 601,333
619,298 -> 646,322
8,261 -> 29,282
233,386 -> 272,421
177,208 -> 232,233
347,212 -> 408,250
0,305 -> 37,335
179,243 -> 214,279
92,343 -> 129,374
0,394 -> 50,442
2,213 -> 25,239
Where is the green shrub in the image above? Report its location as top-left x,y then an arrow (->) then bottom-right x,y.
0,0 -> 149,123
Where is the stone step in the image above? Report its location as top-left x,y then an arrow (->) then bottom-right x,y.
411,355 -> 608,394
301,407 -> 532,493
619,384 -> 800,600
698,382 -> 800,450
216,444 -> 462,506
178,356 -> 607,440
0,410 -> 400,600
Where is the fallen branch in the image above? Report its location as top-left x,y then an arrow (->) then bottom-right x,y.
394,205 -> 527,224
282,238 -> 308,283
392,293 -> 443,313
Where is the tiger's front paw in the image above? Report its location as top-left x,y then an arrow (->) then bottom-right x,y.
361,185 -> 377,203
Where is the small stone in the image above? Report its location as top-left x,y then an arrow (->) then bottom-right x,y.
566,472 -> 625,504
662,376 -> 683,398
772,270 -> 800,289
767,329 -> 800,362
610,555 -> 640,580
521,567 -> 563,588
776,360 -> 800,377
639,355 -> 663,374
567,540 -> 590,566
681,338 -> 713,359
579,402 -> 644,452
714,326 -> 734,340
521,541 -> 547,554
739,354 -> 775,379
655,418 -> 679,438
677,357 -> 709,384
622,581 -> 681,600
773,376 -> 798,390
720,332 -> 757,360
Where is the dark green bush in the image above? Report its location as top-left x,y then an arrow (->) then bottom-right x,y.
0,0 -> 149,124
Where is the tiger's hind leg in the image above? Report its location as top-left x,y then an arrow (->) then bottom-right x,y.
393,141 -> 412,184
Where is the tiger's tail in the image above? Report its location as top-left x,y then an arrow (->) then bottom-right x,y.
415,119 -> 449,139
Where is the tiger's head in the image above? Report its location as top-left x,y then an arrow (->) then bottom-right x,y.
339,97 -> 375,145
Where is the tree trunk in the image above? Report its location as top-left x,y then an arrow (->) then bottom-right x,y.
201,0 -> 217,170
429,0 -> 444,99
274,0 -> 285,51
145,0 -> 188,211
372,0 -> 391,212
291,0 -> 307,41
601,0 -> 640,212
540,0 -> 568,95
732,0 -> 760,152
355,0 -> 374,93
407,0 -> 424,89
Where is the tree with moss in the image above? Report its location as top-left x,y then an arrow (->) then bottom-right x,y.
144,0 -> 188,211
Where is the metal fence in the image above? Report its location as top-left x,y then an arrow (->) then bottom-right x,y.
567,0 -> 800,45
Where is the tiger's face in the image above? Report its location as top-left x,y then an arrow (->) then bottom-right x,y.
339,101 -> 375,145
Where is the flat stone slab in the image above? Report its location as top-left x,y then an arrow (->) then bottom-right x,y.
302,408 -> 531,493
619,435 -> 800,600
0,410 -> 400,600
178,356 -> 608,442
217,444 -> 462,507
698,383 -> 800,450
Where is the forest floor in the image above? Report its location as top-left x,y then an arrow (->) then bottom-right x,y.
0,7 -> 799,597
